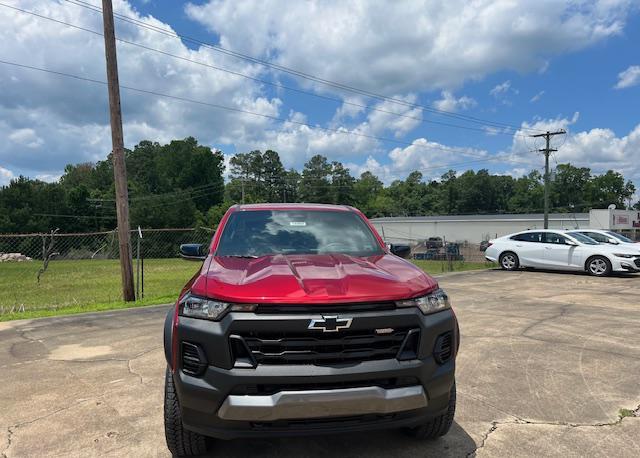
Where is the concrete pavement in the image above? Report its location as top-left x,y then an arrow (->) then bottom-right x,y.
1,269 -> 639,457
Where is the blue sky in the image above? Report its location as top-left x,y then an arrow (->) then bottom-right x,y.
1,0 -> 639,189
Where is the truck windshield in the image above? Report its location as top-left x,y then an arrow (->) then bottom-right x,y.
215,210 -> 384,257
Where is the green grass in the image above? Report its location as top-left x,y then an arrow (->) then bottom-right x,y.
411,259 -> 496,274
0,258 -> 494,321
0,259 -> 200,321
619,408 -> 637,419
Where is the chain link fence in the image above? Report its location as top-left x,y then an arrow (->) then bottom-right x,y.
0,227 -> 214,261
0,227 -> 217,317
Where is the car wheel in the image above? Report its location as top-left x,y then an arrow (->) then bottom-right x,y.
586,256 -> 612,277
404,382 -> 456,439
499,252 -> 519,271
164,367 -> 211,457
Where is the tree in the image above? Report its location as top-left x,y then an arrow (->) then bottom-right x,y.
551,163 -> 591,212
227,150 -> 286,203
299,155 -> 332,203
155,137 -> 225,212
330,161 -> 355,205
507,171 -> 543,213
387,171 -> 430,216
437,170 -> 458,214
283,169 -> 301,203
262,150 -> 286,202
353,171 -> 384,215
587,170 -> 636,209
3,135 -> 639,234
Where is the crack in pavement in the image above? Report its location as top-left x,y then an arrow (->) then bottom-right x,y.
0,344 -> 162,457
467,402 -> 640,457
1,399 -> 93,458
1,426 -> 12,458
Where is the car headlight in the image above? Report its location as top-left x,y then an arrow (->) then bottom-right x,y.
178,293 -> 256,321
396,288 -> 451,315
613,253 -> 636,258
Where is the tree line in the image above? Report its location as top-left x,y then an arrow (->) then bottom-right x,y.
0,137 -> 637,234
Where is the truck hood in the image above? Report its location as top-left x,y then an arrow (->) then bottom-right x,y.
192,253 -> 437,304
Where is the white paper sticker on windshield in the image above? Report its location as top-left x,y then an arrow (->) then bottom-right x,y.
289,221 -> 306,226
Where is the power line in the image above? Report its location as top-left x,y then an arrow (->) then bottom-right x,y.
0,2 -> 533,139
59,0 -> 544,135
0,59 -> 537,167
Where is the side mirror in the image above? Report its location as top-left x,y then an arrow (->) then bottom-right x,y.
607,238 -> 620,245
179,243 -> 207,261
390,244 -> 412,259
565,240 -> 578,246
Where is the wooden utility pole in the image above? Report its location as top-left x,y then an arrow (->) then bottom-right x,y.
530,130 -> 566,229
102,0 -> 135,301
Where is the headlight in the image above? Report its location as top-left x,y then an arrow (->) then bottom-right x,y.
179,293 -> 256,321
396,288 -> 451,315
613,253 -> 635,258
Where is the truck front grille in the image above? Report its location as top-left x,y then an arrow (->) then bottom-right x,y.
231,327 -> 420,366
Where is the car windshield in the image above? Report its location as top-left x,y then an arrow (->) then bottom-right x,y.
567,232 -> 599,245
215,210 -> 384,257
606,231 -> 634,243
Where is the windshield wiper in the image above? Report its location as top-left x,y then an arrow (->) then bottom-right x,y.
220,255 -> 260,259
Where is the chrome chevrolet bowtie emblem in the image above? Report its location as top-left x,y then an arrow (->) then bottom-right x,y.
308,315 -> 352,333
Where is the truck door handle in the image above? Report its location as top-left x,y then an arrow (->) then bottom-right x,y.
544,246 -> 552,250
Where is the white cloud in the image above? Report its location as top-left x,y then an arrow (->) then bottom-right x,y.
347,137 -> 495,183
0,0 -> 280,177
35,173 -> 62,182
490,80 -> 512,97
530,90 -> 545,102
614,65 -> 640,89
365,95 -> 423,138
187,0 -> 631,95
0,166 -> 14,186
500,167 -> 528,178
490,80 -> 519,104
512,113 -> 640,181
433,91 -> 477,112
556,125 -> 640,180
332,96 -> 367,122
8,128 -> 43,148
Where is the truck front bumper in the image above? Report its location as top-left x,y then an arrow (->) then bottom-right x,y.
166,307 -> 458,439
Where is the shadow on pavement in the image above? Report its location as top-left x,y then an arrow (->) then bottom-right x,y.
516,267 -> 640,279
203,421 -> 476,457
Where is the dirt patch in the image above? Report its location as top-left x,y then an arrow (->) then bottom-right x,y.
48,344 -> 114,361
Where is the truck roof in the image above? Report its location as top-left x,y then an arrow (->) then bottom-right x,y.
232,203 -> 354,212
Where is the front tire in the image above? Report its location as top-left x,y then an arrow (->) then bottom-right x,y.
164,368 -> 211,457
499,252 -> 520,271
586,256 -> 612,277
405,382 -> 456,439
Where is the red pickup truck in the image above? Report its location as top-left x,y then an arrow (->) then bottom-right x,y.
163,203 -> 459,456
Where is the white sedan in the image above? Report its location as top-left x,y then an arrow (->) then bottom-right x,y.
485,229 -> 640,276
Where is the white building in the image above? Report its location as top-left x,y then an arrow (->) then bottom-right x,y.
370,209 -> 639,244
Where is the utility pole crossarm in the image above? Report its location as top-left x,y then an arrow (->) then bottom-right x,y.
529,130 -> 566,230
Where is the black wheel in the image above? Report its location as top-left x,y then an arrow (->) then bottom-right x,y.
164,367 -> 211,457
586,256 -> 612,277
499,252 -> 519,271
405,382 -> 456,439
